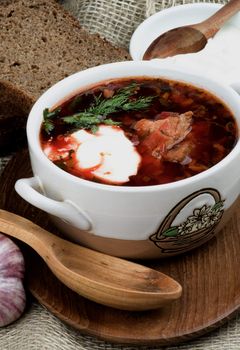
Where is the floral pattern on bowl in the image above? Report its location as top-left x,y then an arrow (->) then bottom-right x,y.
150,188 -> 224,254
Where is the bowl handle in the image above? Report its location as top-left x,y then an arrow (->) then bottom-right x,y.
15,177 -> 92,231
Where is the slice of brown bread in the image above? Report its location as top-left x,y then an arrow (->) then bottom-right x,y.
0,0 -> 130,151
0,81 -> 33,155
0,0 -> 130,100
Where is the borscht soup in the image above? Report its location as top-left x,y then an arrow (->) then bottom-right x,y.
40,77 -> 238,186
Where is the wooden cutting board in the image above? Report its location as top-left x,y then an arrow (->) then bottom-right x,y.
1,149 -> 240,346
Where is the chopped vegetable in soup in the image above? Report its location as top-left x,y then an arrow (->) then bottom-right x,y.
40,77 -> 238,186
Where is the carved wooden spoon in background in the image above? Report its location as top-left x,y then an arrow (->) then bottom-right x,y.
0,209 -> 182,311
143,0 -> 240,60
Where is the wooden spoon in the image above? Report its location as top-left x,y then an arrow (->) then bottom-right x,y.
0,209 -> 182,311
143,0 -> 240,60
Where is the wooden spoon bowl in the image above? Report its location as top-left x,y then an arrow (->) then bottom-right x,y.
0,209 -> 182,311
143,0 -> 240,60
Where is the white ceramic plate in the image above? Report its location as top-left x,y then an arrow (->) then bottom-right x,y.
129,3 -> 240,87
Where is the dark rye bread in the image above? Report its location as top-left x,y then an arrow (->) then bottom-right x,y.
0,80 -> 33,154
0,0 -> 130,151
0,0 -> 130,99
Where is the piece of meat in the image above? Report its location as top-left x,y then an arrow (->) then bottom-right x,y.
134,111 -> 193,160
155,111 -> 180,120
133,112 -> 180,137
163,140 -> 193,164
159,111 -> 193,144
133,118 -> 155,138
139,128 -> 170,158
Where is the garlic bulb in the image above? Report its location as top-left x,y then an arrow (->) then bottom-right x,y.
0,233 -> 26,327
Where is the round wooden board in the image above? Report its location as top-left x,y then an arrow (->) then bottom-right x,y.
1,149 -> 240,346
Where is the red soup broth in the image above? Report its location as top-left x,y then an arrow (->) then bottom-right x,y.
40,77 -> 238,186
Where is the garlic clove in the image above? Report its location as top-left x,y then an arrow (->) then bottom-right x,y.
0,233 -> 26,327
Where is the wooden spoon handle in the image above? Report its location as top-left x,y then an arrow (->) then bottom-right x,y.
192,0 -> 240,39
0,209 -> 59,257
0,209 -> 182,311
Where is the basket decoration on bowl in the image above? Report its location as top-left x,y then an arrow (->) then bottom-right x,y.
150,188 -> 224,254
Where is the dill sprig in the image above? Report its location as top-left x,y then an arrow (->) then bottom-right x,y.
43,83 -> 154,133
43,107 -> 61,134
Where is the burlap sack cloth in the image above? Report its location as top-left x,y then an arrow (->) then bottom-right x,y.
1,0 -> 239,349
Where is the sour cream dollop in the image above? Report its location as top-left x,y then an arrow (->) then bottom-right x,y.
44,125 -> 141,185
72,125 -> 141,184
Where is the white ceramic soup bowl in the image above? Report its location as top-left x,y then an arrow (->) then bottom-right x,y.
15,61 -> 240,259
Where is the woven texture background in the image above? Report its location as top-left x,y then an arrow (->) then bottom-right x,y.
1,0 -> 239,349
62,0 -> 227,49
